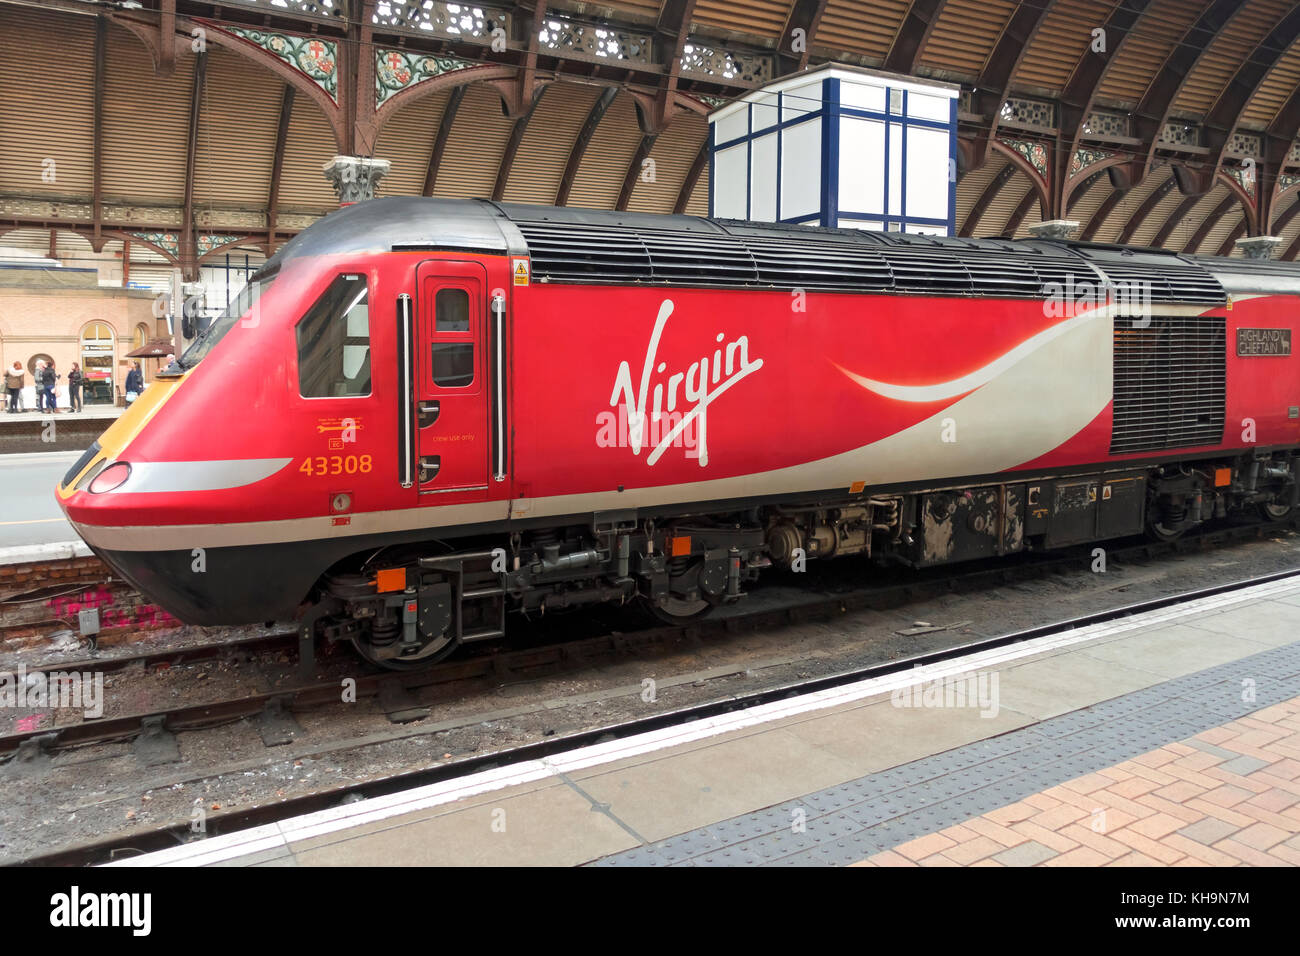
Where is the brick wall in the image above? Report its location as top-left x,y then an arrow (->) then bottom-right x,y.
0,553 -> 178,650
0,285 -> 166,402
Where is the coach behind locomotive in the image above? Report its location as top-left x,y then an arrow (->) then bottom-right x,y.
56,198 -> 1300,667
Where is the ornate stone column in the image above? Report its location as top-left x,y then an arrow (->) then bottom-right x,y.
1234,235 -> 1281,259
1028,219 -> 1080,240
322,155 -> 392,205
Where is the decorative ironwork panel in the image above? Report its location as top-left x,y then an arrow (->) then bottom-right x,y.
1082,110 -> 1129,138
278,213 -> 321,230
680,43 -> 773,84
1000,97 -> 1055,130
0,197 -> 94,220
131,232 -> 181,258
1069,146 -> 1115,178
221,27 -> 338,103
372,1 -> 511,44
1159,121 -> 1200,147
217,0 -> 344,20
1226,131 -> 1262,158
1279,172 -> 1300,194
104,205 -> 183,226
196,209 -> 267,229
538,15 -> 652,64
197,235 -> 248,257
375,48 -> 476,105
1225,164 -> 1257,198
1289,141 -> 1300,164
1001,138 -> 1048,177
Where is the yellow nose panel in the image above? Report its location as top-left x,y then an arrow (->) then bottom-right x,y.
57,373 -> 188,498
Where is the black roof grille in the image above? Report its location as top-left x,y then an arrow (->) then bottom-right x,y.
512,223 -> 652,282
507,213 -> 1226,304
640,231 -> 758,284
1063,245 -> 1225,305
743,236 -> 893,290
1090,260 -> 1223,305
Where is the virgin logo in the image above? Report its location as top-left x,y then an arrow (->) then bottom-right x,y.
606,299 -> 763,467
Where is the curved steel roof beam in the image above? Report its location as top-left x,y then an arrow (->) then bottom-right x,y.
882,0 -> 948,75
1054,0 -> 1157,218
959,163 -> 1015,237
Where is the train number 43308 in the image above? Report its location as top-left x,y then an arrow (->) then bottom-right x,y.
299,454 -> 373,476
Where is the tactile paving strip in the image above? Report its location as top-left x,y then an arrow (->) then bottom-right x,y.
591,641 -> 1300,866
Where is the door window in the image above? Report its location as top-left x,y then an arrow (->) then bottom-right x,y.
433,343 -> 474,387
436,288 -> 470,331
430,286 -> 474,389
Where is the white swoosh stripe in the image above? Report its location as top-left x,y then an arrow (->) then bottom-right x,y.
123,458 -> 293,494
834,307 -> 1105,402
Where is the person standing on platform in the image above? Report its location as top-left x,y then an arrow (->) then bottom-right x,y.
4,361 -> 22,413
42,361 -> 59,412
33,360 -> 46,412
67,362 -> 84,413
125,363 -> 143,406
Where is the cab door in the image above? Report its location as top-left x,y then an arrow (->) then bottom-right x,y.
416,260 -> 489,497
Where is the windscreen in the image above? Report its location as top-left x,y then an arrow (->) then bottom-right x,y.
177,266 -> 279,370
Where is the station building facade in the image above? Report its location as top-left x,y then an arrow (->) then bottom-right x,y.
0,264 -> 161,406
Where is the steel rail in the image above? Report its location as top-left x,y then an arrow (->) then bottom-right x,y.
9,518 -> 1299,866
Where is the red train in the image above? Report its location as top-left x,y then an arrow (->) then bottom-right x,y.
56,198 -> 1300,667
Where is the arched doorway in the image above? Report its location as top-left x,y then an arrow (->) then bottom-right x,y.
80,322 -> 115,405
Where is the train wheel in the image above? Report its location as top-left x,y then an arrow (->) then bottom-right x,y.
644,595 -> 715,625
1258,501 -> 1295,522
350,630 -> 457,671
1145,517 -> 1186,542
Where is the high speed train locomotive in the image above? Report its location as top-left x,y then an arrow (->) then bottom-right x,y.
57,198 -> 1300,667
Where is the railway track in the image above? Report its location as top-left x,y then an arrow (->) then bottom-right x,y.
1,515 -> 1293,764
3,516 -> 1298,865
15,552 -> 1300,866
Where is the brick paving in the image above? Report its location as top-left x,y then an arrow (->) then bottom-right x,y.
595,636 -> 1300,867
867,697 -> 1300,866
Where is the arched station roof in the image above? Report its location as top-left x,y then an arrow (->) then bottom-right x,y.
4,0 -> 1300,275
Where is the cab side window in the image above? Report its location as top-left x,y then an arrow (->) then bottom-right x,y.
297,274 -> 371,398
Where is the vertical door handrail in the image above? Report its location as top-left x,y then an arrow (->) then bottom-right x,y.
491,292 -> 507,483
397,293 -> 414,489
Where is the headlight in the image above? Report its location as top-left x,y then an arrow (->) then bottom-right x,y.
89,462 -> 132,494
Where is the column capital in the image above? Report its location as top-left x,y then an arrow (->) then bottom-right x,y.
1027,219 -> 1080,240
1234,235 -> 1282,259
322,155 -> 391,205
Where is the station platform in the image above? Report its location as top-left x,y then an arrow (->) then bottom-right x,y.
114,575 -> 1300,868
0,406 -> 117,455
0,406 -> 122,427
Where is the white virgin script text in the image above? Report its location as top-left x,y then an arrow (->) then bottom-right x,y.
607,299 -> 763,467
